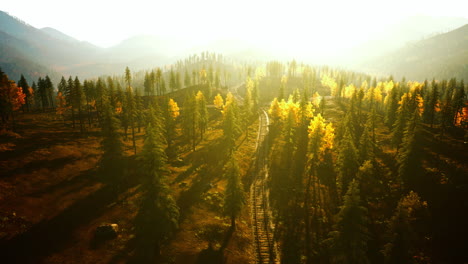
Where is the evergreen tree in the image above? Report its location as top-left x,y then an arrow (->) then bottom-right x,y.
382,191 -> 427,264
65,76 -> 76,127
424,80 -> 439,127
32,81 -> 40,109
165,98 -> 180,156
44,75 -> 54,108
73,76 -> 85,132
107,77 -> 116,109
134,89 -> 144,133
143,72 -> 152,97
57,76 -> 67,94
452,80 -> 466,125
135,122 -> 178,260
326,179 -> 370,264
99,100 -> 125,183
252,78 -> 259,112
223,158 -> 245,229
125,85 -> 137,154
95,77 -> 107,118
278,75 -> 287,100
160,77 -> 167,95
397,109 -> 422,189
184,69 -> 191,87
125,66 -> 132,88
37,77 -> 48,110
175,71 -> 181,90
169,69 -> 176,93
155,68 -> 162,95
181,93 -> 198,151
384,83 -> 399,127
195,91 -> 208,140
337,129 -> 359,195
223,98 -> 241,153
243,78 -> 253,137
358,123 -> 374,164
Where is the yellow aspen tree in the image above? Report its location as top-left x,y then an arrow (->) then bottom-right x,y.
213,93 -> 224,110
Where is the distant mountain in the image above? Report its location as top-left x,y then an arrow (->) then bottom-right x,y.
2,10 -> 468,84
40,27 -> 79,43
336,15 -> 468,67
363,24 -> 468,81
0,11 -> 175,83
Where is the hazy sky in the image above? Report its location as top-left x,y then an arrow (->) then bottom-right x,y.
3,0 -> 468,51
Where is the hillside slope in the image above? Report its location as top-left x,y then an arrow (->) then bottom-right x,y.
364,24 -> 468,81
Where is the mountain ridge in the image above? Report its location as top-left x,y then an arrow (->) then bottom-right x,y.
362,23 -> 468,81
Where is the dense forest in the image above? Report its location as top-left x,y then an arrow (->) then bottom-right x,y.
0,52 -> 467,264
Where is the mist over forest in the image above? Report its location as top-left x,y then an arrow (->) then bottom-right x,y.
1,2 -> 468,264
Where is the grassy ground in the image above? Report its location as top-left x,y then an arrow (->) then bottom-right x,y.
0,109 -> 259,263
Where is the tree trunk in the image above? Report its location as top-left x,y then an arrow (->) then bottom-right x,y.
79,107 -> 83,133
231,215 -> 236,229
304,170 -> 313,263
132,124 -> 136,155
71,107 -> 75,128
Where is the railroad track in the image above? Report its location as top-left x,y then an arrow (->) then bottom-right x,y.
250,110 -> 279,264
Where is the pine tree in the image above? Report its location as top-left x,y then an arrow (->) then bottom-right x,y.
252,78 -> 259,112
391,92 -> 414,149
359,112 -> 376,164
83,80 -> 95,126
125,66 -> 132,88
160,77 -> 167,95
155,68 -> 162,95
143,72 -> 152,97
278,75 -> 287,100
195,91 -> 208,140
223,158 -> 245,229
337,129 -> 359,195
326,179 -> 370,264
95,77 -> 107,118
181,93 -> 198,151
243,78 -> 253,136
165,98 -> 180,155
57,76 -> 67,94
184,69 -> 191,87
32,81 -> 40,109
424,80 -> 439,127
384,83 -> 399,127
175,71 -> 181,91
223,98 -> 241,154
107,77 -> 116,109
138,121 -> 167,183
37,77 -> 48,110
382,191 -> 427,264
73,76 -> 85,132
99,100 -> 125,183
452,80 -> 466,126
65,76 -> 76,127
44,75 -> 54,108
135,119 -> 178,260
134,89 -> 144,133
169,69 -> 176,93
125,85 -> 137,154
397,109 -> 422,189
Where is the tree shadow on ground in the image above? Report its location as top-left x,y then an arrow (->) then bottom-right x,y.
0,179 -> 134,263
177,138 -> 229,220
196,247 -> 225,264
